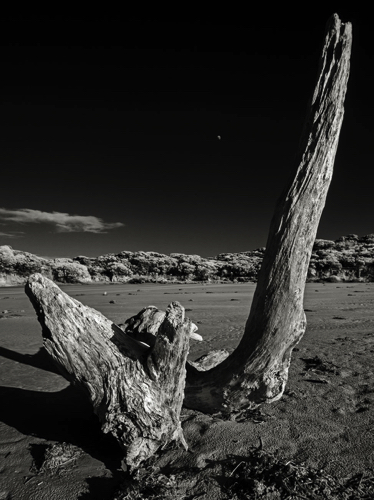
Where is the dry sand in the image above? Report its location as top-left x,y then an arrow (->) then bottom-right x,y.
0,282 -> 374,498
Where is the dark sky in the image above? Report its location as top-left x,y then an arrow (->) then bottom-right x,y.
0,8 -> 372,258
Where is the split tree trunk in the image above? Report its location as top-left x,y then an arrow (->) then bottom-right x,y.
184,14 -> 352,414
25,13 -> 352,468
25,274 -> 193,470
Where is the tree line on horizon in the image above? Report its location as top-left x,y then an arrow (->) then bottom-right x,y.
1,234 -> 374,285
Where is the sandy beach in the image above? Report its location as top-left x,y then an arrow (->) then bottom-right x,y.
1,282 -> 374,498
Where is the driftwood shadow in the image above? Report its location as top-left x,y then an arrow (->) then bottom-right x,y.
0,384 -> 123,468
0,343 -> 126,498
0,346 -> 60,374
78,477 -> 124,500
0,342 -> 124,476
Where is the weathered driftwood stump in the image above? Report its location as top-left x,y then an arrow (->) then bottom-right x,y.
25,274 -> 195,469
25,13 -> 352,468
184,14 -> 352,413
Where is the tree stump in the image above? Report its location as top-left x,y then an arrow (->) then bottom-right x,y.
25,273 -> 193,469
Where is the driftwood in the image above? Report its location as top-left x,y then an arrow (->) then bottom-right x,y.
25,13 -> 352,468
121,305 -> 203,344
184,14 -> 352,413
25,274 -> 195,469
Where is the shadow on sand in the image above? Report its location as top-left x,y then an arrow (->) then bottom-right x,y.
0,346 -> 125,498
0,345 -> 60,374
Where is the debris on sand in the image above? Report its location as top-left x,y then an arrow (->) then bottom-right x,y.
112,446 -> 374,499
301,355 -> 339,375
30,442 -> 83,474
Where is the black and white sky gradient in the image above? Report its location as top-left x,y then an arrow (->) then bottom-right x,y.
1,8 -> 372,257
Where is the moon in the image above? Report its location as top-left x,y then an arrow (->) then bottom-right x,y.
217,135 -> 221,140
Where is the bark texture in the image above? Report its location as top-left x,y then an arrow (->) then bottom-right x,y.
184,14 -> 352,414
25,273 -> 192,469
122,305 -> 203,344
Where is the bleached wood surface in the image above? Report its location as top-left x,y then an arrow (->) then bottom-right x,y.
185,14 -> 352,414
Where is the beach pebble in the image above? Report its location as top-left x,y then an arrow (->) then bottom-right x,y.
103,292 -> 107,296
339,370 -> 353,378
109,300 -> 116,304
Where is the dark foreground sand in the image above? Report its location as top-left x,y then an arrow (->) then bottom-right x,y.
1,282 -> 374,498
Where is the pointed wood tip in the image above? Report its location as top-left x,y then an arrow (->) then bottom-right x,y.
327,13 -> 352,36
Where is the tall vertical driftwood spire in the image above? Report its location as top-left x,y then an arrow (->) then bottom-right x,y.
184,14 -> 352,413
